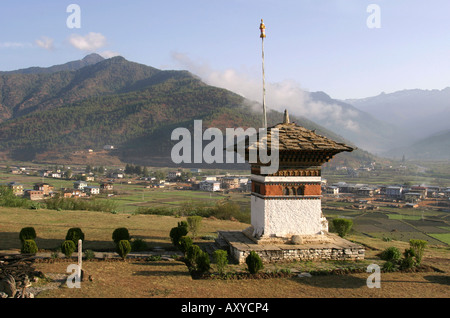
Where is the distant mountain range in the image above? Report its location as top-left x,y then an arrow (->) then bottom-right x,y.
345,88 -> 450,160
0,54 -> 375,167
307,91 -> 409,155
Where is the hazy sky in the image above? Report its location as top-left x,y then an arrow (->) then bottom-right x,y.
0,0 -> 449,100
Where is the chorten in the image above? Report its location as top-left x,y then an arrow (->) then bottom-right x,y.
240,110 -> 354,243
216,111 -> 365,263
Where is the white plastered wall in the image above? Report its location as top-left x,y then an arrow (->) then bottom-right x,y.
251,195 -> 324,238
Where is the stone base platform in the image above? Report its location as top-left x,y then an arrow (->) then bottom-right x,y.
217,230 -> 365,264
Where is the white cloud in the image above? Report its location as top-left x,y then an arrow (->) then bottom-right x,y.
171,52 -> 360,132
35,36 -> 54,51
68,32 -> 107,51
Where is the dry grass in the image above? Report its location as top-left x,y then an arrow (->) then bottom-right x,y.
1,206 -> 449,298
0,206 -> 247,251
34,257 -> 450,298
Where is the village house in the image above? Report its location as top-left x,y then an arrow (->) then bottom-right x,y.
199,180 -> 221,192
332,182 -> 356,194
100,182 -> 114,192
168,171 -> 182,180
8,182 -> 24,196
110,172 -> 124,179
444,188 -> 450,198
409,186 -> 427,200
326,186 -> 339,195
404,192 -> 422,203
386,186 -> 404,199
10,168 -> 21,175
73,181 -> 88,190
84,186 -> 100,196
356,186 -> 375,197
51,172 -> 62,179
72,189 -> 86,197
62,189 -> 74,198
202,175 -> 219,181
33,183 -> 54,196
425,186 -> 440,198
24,190 -> 44,201
222,176 -> 240,190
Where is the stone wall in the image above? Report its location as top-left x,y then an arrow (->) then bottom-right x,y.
217,231 -> 365,264
230,244 -> 365,264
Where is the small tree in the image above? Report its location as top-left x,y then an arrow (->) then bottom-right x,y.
246,251 -> 263,274
196,251 -> 211,274
409,239 -> 427,265
380,246 -> 402,263
116,240 -> 131,259
179,236 -> 193,255
19,227 -> 36,243
21,239 -> 38,255
112,227 -> 130,244
169,222 -> 188,248
400,248 -> 416,270
66,228 -> 85,248
187,216 -> 202,239
61,240 -> 76,258
332,218 -> 353,238
186,244 -> 202,268
213,250 -> 228,275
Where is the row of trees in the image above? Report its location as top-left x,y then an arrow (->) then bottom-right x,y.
19,226 -> 137,260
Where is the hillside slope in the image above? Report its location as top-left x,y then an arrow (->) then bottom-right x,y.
0,55 -> 376,167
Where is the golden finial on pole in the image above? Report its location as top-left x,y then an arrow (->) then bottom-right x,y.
260,19 -> 267,129
260,19 -> 266,38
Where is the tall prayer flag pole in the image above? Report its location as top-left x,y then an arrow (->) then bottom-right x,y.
260,19 -> 267,129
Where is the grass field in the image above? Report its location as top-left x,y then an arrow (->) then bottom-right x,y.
0,206 -> 248,251
1,164 -> 450,299
0,205 -> 448,299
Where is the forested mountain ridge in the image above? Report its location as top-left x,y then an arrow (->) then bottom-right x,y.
0,55 -> 376,167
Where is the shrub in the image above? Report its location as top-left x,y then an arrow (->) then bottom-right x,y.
116,240 -> 131,259
51,250 -> 60,259
84,249 -> 95,260
65,228 -> 85,247
187,216 -> 202,239
61,240 -> 76,258
178,220 -> 188,229
409,239 -> 427,265
332,218 -> 353,238
400,248 -> 416,270
186,244 -> 202,267
112,228 -> 130,244
196,251 -> 211,274
246,251 -> 263,274
146,255 -> 162,262
382,261 -> 397,272
169,224 -> 188,248
19,227 -> 36,243
380,246 -> 402,262
131,238 -> 148,252
21,239 -> 38,254
213,250 -> 228,275
179,236 -> 193,255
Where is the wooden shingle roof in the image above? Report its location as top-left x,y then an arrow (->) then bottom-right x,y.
266,122 -> 354,152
